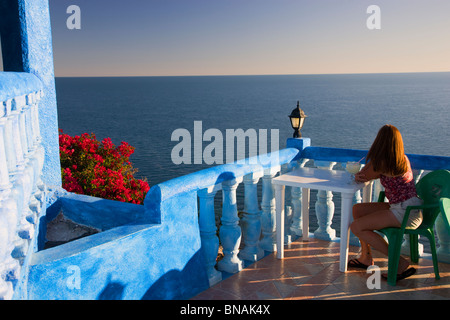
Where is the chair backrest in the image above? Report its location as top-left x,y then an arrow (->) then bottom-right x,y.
416,170 -> 450,229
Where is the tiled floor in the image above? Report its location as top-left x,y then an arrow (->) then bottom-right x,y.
192,238 -> 450,300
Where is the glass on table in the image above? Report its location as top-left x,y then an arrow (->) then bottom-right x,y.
346,161 -> 361,184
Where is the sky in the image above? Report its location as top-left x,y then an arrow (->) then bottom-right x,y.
2,0 -> 450,76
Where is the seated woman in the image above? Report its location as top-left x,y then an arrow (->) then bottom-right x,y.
349,124 -> 423,281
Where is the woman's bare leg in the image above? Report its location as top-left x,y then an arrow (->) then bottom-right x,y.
352,203 -> 390,265
351,206 -> 410,273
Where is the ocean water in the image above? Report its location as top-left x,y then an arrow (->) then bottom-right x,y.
55,72 -> 450,237
56,72 -> 450,185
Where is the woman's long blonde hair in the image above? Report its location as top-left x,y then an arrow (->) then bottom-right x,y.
366,124 -> 408,176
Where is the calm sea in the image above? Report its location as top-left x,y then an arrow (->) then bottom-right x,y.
55,72 -> 450,237
56,72 -> 450,184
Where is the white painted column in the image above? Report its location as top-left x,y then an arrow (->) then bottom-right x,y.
9,97 -> 34,262
198,186 -> 222,286
313,161 -> 337,240
289,159 -> 308,238
259,166 -> 280,252
239,171 -> 264,262
0,116 -> 11,191
0,103 -> 19,300
217,177 -> 243,274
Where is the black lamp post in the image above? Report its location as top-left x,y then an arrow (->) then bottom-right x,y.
289,101 -> 307,138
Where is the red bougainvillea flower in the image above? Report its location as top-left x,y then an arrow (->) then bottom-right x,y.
59,129 -> 150,204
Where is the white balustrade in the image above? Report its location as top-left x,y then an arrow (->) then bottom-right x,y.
0,90 -> 44,300
198,159 -> 300,284
195,145 -> 450,288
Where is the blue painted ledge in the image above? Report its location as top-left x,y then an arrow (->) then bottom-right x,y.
0,72 -> 43,101
25,188 -> 208,300
46,191 -> 144,232
146,147 -> 301,204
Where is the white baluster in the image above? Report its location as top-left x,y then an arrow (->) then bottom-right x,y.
0,225 -> 14,300
9,97 -> 34,261
280,163 -> 293,245
24,94 -> 35,154
0,109 -> 20,299
0,191 -> 20,293
31,91 -> 43,144
217,177 -> 243,274
313,161 -> 337,240
0,117 -> 12,192
259,166 -> 280,252
239,171 -> 264,262
10,99 -> 25,171
30,93 -> 45,227
198,186 -> 222,286
17,96 -> 29,159
3,100 -> 16,174
23,95 -> 42,222
290,159 -> 308,237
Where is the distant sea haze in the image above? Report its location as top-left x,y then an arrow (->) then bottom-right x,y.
56,72 -> 450,186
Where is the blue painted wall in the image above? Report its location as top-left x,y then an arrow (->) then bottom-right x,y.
0,73 -> 43,101
24,190 -> 209,300
24,149 -> 303,299
0,0 -> 61,187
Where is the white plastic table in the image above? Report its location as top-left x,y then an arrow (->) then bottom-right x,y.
273,167 -> 373,272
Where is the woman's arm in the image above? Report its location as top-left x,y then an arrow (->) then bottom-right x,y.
355,161 -> 381,182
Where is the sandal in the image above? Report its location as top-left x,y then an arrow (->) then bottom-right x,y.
348,258 -> 370,270
382,267 -> 416,281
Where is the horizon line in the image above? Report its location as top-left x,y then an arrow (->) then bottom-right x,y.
54,70 -> 450,78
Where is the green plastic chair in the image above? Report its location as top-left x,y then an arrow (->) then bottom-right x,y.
377,169 -> 450,286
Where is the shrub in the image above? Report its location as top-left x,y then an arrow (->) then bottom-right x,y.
59,130 -> 150,204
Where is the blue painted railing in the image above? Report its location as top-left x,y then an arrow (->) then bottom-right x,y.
145,141 -> 308,286
145,137 -> 450,287
22,145 -> 304,299
301,145 -> 450,171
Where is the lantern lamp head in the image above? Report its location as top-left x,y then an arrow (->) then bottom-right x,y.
289,101 -> 307,138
